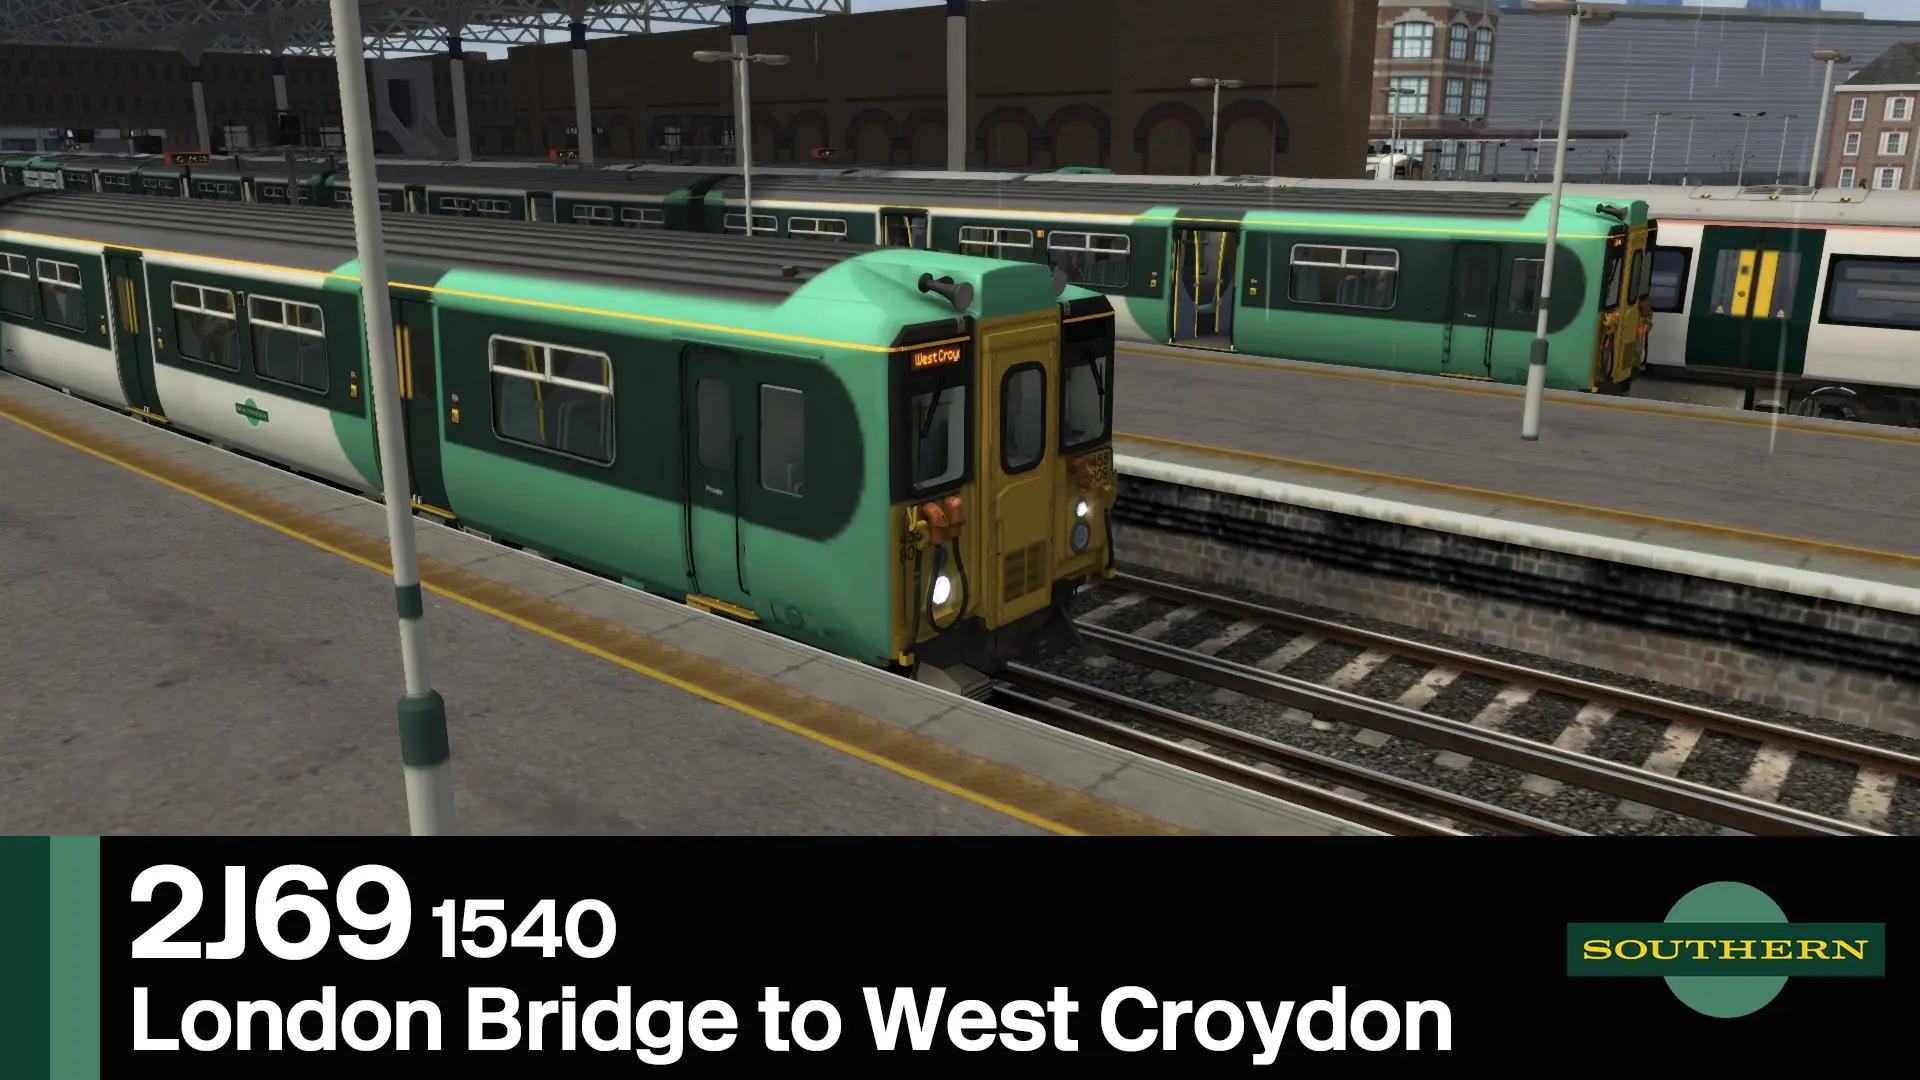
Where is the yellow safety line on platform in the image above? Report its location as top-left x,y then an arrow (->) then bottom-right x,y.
0,393 -> 1187,839
1118,343 -> 1920,449
1115,431 -> 1920,573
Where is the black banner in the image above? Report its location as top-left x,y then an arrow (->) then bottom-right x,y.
101,839 -> 1909,1069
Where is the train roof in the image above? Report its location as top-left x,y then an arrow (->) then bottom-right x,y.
0,191 -> 878,302
1282,176 -> 1920,228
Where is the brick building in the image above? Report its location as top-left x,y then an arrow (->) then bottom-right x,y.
1372,0 -> 1501,176
499,0 -> 1377,177
1820,41 -> 1920,190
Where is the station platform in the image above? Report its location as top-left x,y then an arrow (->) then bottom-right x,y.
1115,342 -> 1920,601
0,371 -> 1374,837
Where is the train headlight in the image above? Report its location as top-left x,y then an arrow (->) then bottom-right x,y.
1075,499 -> 1089,519
930,574 -> 953,607
1071,520 -> 1092,553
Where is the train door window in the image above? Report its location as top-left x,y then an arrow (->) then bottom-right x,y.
573,204 -> 614,226
1048,232 -> 1131,288
724,212 -> 777,235
758,385 -> 805,497
788,217 -> 848,241
487,336 -> 615,464
961,226 -> 1035,260
1648,247 -> 1692,313
1820,256 -> 1920,330
1060,351 -> 1111,451
620,207 -> 666,229
247,295 -> 329,394
1709,249 -> 1803,320
0,253 -> 35,316
696,377 -> 733,471
1001,364 -> 1046,474
883,212 -> 929,248
35,259 -> 85,332
1290,245 -> 1398,310
169,281 -> 239,368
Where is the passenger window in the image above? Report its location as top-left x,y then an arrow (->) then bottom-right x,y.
487,335 -> 615,465
573,204 -> 614,226
1001,364 -> 1046,473
961,226 -> 1036,260
248,295 -> 329,394
35,258 -> 85,332
1648,247 -> 1691,313
1288,245 -> 1398,310
1509,258 -> 1544,315
170,280 -> 239,367
787,217 -> 848,241
0,252 -> 35,317
1048,232 -> 1131,288
697,378 -> 733,471
1822,256 -> 1920,329
621,207 -> 666,229
759,385 -> 805,497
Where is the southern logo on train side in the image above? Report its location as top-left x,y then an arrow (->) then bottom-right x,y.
910,345 -> 964,370
234,399 -> 270,426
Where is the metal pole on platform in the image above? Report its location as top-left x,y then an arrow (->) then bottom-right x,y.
329,0 -> 455,836
1521,1 -> 1609,443
1808,50 -> 1849,186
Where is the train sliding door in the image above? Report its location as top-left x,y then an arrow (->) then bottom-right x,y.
1442,242 -> 1500,378
1170,228 -> 1239,350
1686,225 -> 1825,376
390,295 -> 453,517
104,248 -> 164,419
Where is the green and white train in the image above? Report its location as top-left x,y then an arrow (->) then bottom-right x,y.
0,189 -> 1121,679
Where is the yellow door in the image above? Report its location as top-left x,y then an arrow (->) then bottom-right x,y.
975,311 -> 1062,627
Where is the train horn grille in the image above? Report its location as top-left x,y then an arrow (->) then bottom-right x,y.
1001,540 -> 1049,604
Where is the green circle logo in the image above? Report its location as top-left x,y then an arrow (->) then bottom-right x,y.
1663,881 -> 1788,1018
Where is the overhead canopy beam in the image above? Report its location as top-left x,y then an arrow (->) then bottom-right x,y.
0,0 -> 852,58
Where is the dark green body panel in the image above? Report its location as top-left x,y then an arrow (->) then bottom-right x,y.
1684,224 -> 1826,376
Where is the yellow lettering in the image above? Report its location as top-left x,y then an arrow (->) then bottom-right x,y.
1685,939 -> 1713,960
1614,939 -> 1648,961
1583,940 -> 1612,961
1650,940 -> 1680,961
1834,940 -> 1867,961
1721,940 -> 1755,960
1763,940 -> 1791,960
1799,940 -> 1830,960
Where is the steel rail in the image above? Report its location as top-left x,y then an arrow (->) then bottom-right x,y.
1000,667 -> 1584,837
1110,572 -> 1920,781
1075,623 -> 1887,837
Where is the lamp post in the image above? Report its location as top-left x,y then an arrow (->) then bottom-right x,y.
1774,113 -> 1799,184
1680,114 -> 1704,185
694,47 -> 789,235
1521,0 -> 1612,443
1459,116 -> 1485,179
1646,110 -> 1670,183
1733,110 -> 1765,186
1808,49 -> 1850,186
1190,76 -> 1243,177
1387,86 -> 1418,166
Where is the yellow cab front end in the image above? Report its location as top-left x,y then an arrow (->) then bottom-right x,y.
886,269 -> 1117,684
1593,207 -> 1654,393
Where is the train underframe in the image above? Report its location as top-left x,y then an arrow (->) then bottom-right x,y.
904,580 -> 1091,697
1641,364 -> 1920,429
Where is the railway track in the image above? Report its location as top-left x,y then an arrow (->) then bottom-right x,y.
1001,573 -> 1918,837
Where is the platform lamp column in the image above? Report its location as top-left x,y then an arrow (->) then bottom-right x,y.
1680,114 -> 1703,186
1521,0 -> 1610,443
183,49 -> 212,152
946,0 -> 967,171
1190,76 -> 1242,177
1733,110 -> 1764,187
270,52 -> 290,115
1645,110 -> 1668,183
447,35 -> 473,162
328,0 -> 455,837
1774,114 -> 1798,185
569,21 -> 594,164
696,25 -> 788,237
1808,49 -> 1850,186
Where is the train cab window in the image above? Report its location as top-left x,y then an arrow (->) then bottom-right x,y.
1821,256 -> 1920,330
1648,247 -> 1692,313
170,281 -> 239,368
1708,249 -> 1802,320
1627,248 -> 1649,306
1289,244 -> 1398,310
488,335 -> 615,465
1060,352 -> 1111,451
0,253 -> 35,317
961,226 -> 1036,260
248,295 -> 329,394
1047,232 -> 1131,288
1001,364 -> 1046,474
1600,245 -> 1624,311
573,204 -> 614,226
907,382 -> 967,493
788,217 -> 848,241
33,259 -> 84,331
724,212 -> 777,235
620,207 -> 666,229
696,378 -> 732,471
759,385 -> 806,497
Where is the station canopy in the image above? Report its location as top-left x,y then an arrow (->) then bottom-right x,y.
0,1 -> 854,57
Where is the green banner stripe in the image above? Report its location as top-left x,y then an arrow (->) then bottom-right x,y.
50,837 -> 100,1080
1568,922 -> 1886,977
0,837 -> 51,1080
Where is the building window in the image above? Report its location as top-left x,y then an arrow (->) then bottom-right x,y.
1880,130 -> 1907,156
1449,23 -> 1470,60
1838,166 -> 1856,188
1443,77 -> 1464,116
1468,80 -> 1489,117
1887,97 -> 1913,122
1875,166 -> 1903,189
1390,21 -> 1434,60
1387,76 -> 1429,116
1440,140 -> 1459,175
1844,131 -> 1861,157
1464,142 -> 1483,176
1474,26 -> 1493,62
1849,97 -> 1867,122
